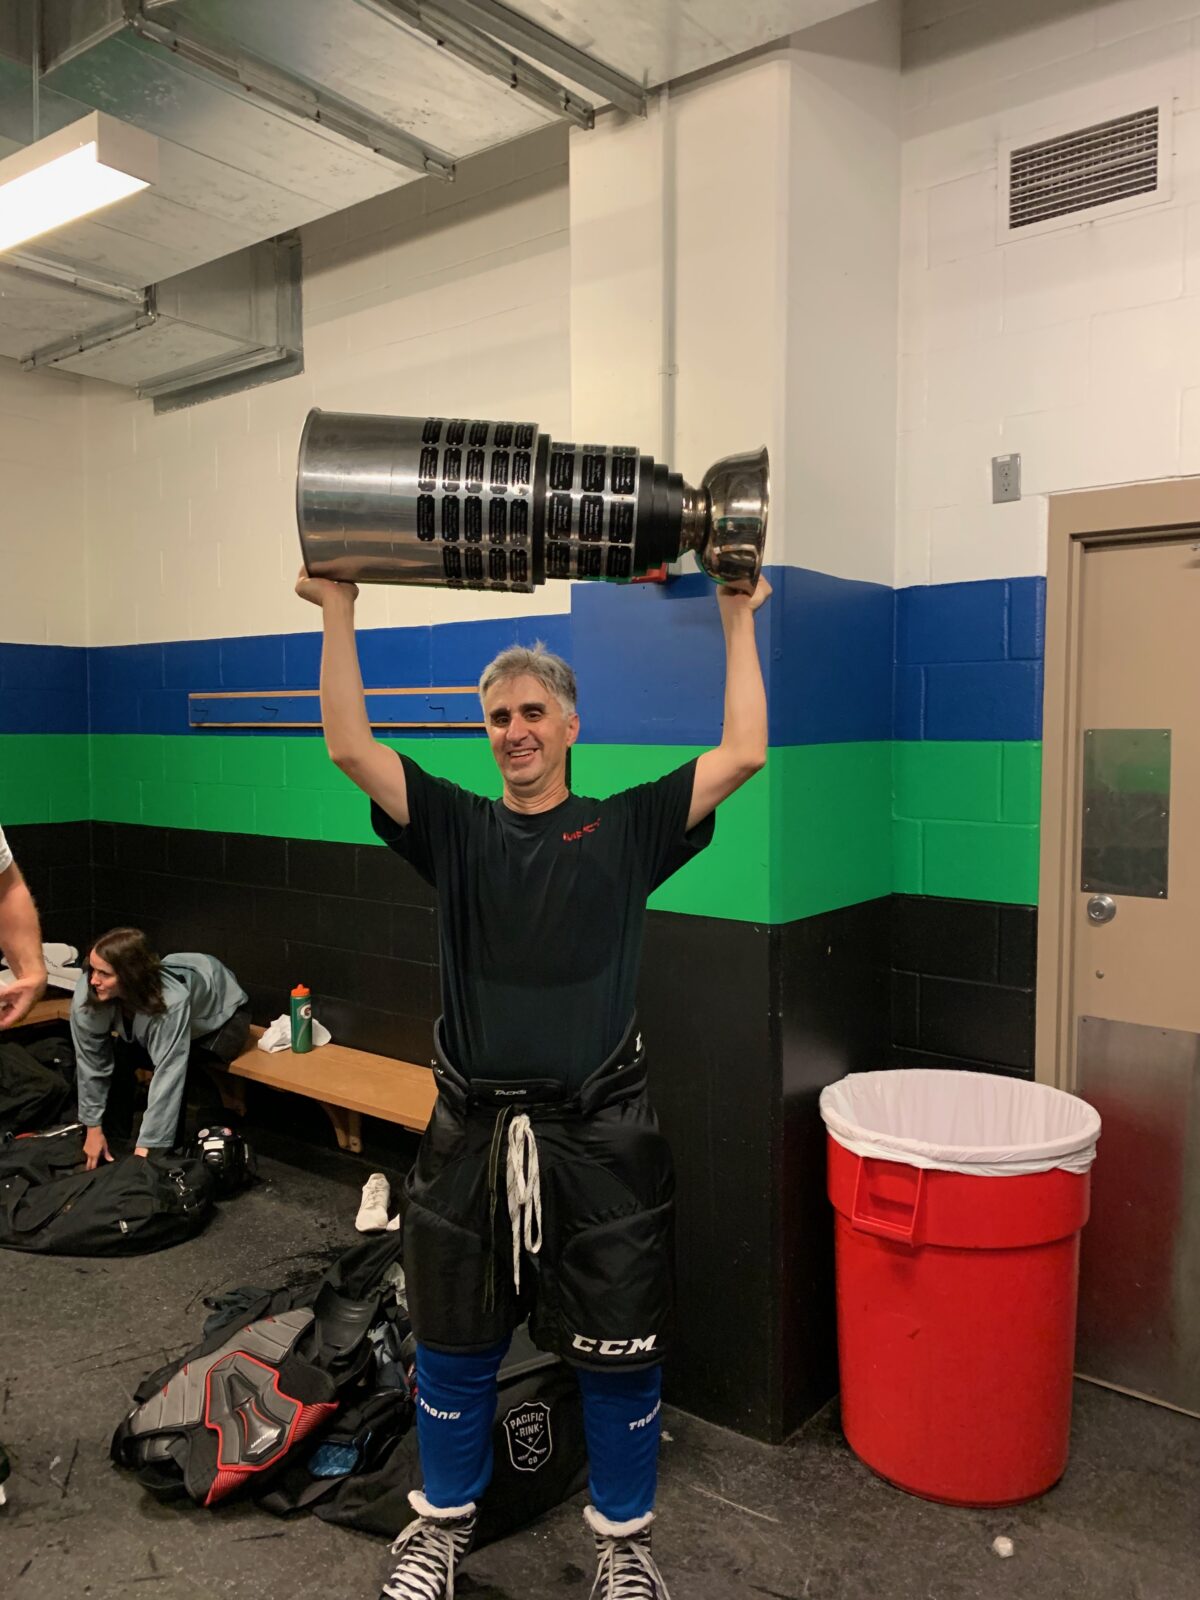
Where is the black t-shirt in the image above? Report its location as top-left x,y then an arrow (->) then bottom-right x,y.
372,754 -> 714,1087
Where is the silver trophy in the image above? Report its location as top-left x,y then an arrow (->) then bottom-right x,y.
296,410 -> 768,594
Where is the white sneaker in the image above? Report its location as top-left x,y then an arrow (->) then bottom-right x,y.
357,1172 -> 391,1232
385,1213 -> 401,1231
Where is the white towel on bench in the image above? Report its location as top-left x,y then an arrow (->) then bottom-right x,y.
1,941 -> 83,993
257,1013 -> 333,1052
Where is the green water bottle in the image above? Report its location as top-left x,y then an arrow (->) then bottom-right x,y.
290,984 -> 313,1054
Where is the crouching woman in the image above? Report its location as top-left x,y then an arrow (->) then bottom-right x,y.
71,929 -> 250,1169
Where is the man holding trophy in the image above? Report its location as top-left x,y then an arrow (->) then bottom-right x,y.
296,411 -> 770,1600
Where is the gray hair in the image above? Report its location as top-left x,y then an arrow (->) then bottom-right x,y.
478,641 -> 577,716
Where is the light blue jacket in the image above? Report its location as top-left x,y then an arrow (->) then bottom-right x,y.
71,953 -> 248,1149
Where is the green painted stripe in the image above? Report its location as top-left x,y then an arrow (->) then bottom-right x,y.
0,735 -> 91,824
88,734 -> 773,921
573,743 -> 771,922
4,732 -> 1044,917
892,741 -> 1041,903
89,735 -> 501,847
772,742 -> 892,923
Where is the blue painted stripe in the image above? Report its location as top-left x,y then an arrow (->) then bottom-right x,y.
0,644 -> 89,733
570,571 -> 747,746
4,571 -> 1049,745
571,564 -> 891,745
924,661 -> 1044,740
85,615 -> 575,735
431,614 -> 572,686
895,577 -> 1046,665
893,577 -> 1046,740
775,567 -> 892,744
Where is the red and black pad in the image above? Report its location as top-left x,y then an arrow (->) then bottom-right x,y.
113,1308 -> 337,1506
202,1349 -> 336,1504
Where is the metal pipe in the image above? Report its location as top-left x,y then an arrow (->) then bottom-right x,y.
22,292 -> 157,370
356,0 -> 595,129
5,250 -> 145,307
433,0 -> 647,117
122,2 -> 457,179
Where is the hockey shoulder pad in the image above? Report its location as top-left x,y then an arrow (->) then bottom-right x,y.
112,1308 -> 338,1506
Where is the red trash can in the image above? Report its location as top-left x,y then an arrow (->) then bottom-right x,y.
820,1069 -> 1101,1508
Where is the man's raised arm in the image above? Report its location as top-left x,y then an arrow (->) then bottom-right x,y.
295,570 -> 411,826
688,577 -> 771,830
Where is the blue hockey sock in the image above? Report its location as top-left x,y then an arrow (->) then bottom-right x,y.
414,1338 -> 509,1509
576,1363 -> 662,1523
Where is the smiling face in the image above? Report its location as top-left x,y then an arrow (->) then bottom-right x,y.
483,672 -> 579,809
88,949 -> 121,1004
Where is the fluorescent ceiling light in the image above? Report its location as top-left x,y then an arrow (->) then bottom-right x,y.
0,111 -> 158,255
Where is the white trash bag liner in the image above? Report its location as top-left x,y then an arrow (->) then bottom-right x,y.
820,1069 -> 1101,1178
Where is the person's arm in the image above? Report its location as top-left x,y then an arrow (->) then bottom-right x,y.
295,570 -> 411,826
0,859 -> 48,1028
134,1004 -> 192,1153
71,983 -> 117,1169
688,577 -> 771,830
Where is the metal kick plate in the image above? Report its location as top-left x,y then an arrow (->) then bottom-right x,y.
1081,728 -> 1170,898
1075,1016 -> 1200,1416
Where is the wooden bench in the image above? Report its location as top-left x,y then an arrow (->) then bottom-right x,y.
14,995 -> 72,1027
12,998 -> 436,1155
209,1025 -> 437,1153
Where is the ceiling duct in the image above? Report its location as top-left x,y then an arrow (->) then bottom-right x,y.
0,0 -> 873,396
22,232 -> 303,409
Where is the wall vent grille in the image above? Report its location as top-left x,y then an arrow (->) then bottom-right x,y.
1009,107 -> 1159,230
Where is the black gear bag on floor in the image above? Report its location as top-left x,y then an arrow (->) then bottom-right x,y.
305,1332 -> 589,1548
113,1234 -> 405,1506
0,1040 -> 71,1137
113,1234 -> 588,1544
0,1125 -> 214,1255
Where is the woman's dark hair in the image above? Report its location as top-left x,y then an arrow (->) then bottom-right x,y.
86,927 -> 166,1015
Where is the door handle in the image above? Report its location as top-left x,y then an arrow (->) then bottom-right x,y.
1087,894 -> 1117,924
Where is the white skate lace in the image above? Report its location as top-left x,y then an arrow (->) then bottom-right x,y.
591,1531 -> 671,1600
380,1512 -> 473,1600
505,1112 -> 542,1293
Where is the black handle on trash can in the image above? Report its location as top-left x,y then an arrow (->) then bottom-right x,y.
851,1157 -> 924,1246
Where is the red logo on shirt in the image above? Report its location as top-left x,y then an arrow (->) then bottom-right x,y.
562,820 -> 601,843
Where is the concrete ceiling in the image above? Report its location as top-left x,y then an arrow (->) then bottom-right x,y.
0,0 -> 873,386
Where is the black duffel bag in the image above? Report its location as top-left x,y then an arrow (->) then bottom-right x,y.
0,1125 -> 214,1255
304,1330 -> 589,1549
0,1040 -> 71,1137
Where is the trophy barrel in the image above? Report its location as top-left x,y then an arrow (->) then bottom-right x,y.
297,410 -> 544,593
297,409 -> 768,593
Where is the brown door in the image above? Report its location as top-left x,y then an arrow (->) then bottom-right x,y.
1070,532 -> 1200,1416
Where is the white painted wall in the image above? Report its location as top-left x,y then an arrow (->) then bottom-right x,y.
570,1 -> 901,586
787,0 -> 901,585
899,0 -> 1200,585
570,56 -> 792,569
0,358 -> 88,645
81,125 -> 573,646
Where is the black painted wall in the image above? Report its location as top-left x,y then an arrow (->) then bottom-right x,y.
639,913 -> 776,1437
775,898 -> 892,1438
89,822 -> 440,1063
890,895 -> 1037,1078
4,822 -> 94,960
8,821 -> 1037,1444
